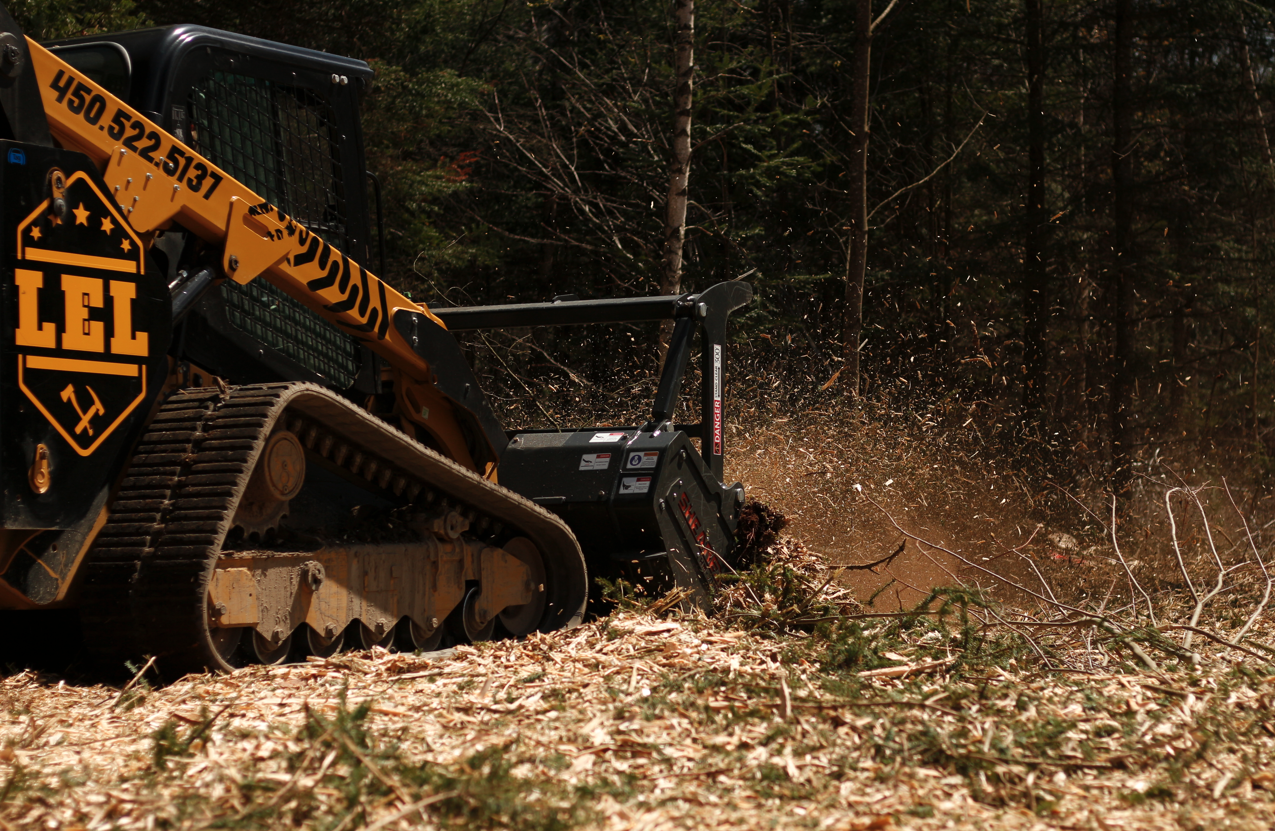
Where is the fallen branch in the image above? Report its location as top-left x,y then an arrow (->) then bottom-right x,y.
106,656 -> 157,710
363,791 -> 459,831
858,658 -> 954,679
1112,494 -> 1156,626
1157,625 -> 1271,662
1224,478 -> 1273,642
832,539 -> 906,573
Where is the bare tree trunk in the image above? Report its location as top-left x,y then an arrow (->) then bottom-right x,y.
842,0 -> 872,397
657,0 -> 694,362
662,0 -> 694,299
1238,23 -> 1270,447
1238,23 -> 1275,189
1022,0 -> 1049,418
1110,0 -> 1135,500
1076,40 -> 1100,438
940,0 -> 955,355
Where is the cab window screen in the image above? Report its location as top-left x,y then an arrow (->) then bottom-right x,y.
48,43 -> 130,100
186,69 -> 358,389
187,72 -> 346,243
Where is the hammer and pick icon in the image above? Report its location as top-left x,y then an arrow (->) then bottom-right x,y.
60,384 -> 104,436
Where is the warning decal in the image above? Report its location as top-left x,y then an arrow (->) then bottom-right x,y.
579,453 -> 612,471
589,432 -> 627,443
712,343 -> 723,457
619,476 -> 652,495
626,450 -> 659,470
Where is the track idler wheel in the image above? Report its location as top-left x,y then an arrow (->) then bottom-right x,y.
234,430 -> 306,538
452,587 -> 495,643
497,537 -> 547,637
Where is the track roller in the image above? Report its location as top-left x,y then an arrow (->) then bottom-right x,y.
356,622 -> 395,650
251,630 -> 292,665
395,617 -> 443,652
209,625 -> 243,667
306,627 -> 344,658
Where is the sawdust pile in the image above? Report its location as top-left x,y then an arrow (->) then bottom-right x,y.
2,579 -> 1272,830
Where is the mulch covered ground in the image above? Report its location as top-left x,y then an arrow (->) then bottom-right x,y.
2,539 -> 1271,830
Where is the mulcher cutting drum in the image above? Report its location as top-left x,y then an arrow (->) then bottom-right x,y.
500,426 -> 746,605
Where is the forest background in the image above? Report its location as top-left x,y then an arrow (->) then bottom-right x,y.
15,0 -> 1275,506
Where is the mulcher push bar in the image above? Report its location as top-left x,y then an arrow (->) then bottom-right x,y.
433,281 -> 753,482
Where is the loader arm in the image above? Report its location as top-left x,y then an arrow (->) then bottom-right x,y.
24,39 -> 494,472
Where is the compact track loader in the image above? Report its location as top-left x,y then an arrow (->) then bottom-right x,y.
0,8 -> 750,675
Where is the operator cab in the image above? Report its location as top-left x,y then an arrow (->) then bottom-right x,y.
47,27 -> 380,396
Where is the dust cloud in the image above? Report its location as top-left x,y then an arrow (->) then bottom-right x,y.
726,410 -> 1050,611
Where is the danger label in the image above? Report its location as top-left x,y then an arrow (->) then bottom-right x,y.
579,453 -> 611,471
712,343 -> 723,457
589,432 -> 627,443
619,476 -> 652,494
626,450 -> 659,469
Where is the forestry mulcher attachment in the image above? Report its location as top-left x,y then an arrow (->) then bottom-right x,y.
0,9 -> 751,675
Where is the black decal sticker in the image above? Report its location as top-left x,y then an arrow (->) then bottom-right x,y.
336,252 -> 352,295
308,255 -> 340,292
121,121 -> 144,151
355,261 -> 371,318
137,131 -> 161,163
293,235 -> 321,268
376,282 -> 390,339
325,284 -> 360,314
336,314 -> 377,333
49,70 -> 74,103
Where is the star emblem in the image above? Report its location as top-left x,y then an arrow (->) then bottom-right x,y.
100,215 -> 115,235
73,202 -> 91,226
47,212 -> 62,226
28,225 -> 41,242
120,238 -> 132,253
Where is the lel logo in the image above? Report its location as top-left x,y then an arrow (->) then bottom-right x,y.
12,170 -> 150,456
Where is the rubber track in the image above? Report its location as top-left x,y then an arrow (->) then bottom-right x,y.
79,383 -> 588,676
80,386 -> 280,672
